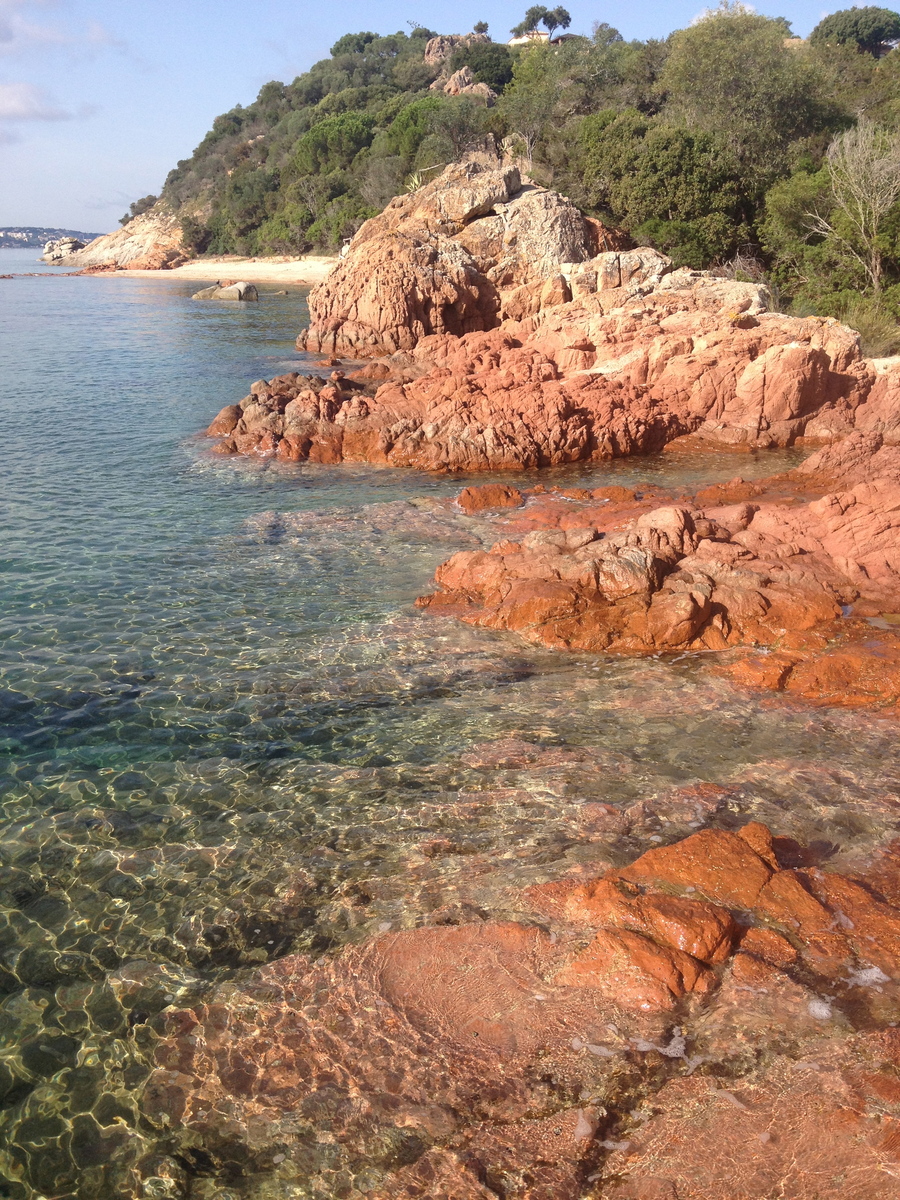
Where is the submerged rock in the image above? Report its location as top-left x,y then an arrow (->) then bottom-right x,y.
143,822 -> 900,1197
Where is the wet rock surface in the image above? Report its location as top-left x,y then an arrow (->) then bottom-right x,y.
139,822 -> 900,1198
416,436 -> 900,716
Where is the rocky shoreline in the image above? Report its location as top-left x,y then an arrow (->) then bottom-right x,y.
187,162 -> 900,1198
204,161 -> 900,715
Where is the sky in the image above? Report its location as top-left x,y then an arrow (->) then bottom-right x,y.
0,0 -> 848,232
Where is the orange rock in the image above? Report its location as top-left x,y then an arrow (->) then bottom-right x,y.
206,403 -> 242,436
739,927 -> 799,967
554,926 -> 715,1011
618,829 -> 774,909
456,484 -> 524,513
737,821 -> 780,869
604,1059 -> 900,1200
805,870 -> 900,977
562,877 -> 737,965
730,951 -> 784,987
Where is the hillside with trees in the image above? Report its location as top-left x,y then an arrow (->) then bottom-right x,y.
158,3 -> 900,351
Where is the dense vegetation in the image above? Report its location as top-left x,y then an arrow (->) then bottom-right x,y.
159,3 -> 900,349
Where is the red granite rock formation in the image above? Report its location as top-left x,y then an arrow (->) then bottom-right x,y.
297,160 -> 605,357
210,273 -> 895,468
143,823 -> 900,1197
415,435 -> 900,694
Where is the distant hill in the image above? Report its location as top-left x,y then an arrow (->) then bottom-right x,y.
0,227 -> 103,249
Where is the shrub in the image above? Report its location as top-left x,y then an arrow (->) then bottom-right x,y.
838,296 -> 900,355
119,195 -> 158,226
449,43 -> 514,91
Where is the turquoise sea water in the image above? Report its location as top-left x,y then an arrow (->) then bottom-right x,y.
2,246 -> 899,1198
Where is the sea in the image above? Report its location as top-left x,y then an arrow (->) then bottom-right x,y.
2,245 -> 899,1197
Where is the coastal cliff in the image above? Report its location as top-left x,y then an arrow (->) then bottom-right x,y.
47,206 -> 188,270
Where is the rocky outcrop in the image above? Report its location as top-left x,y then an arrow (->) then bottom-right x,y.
213,268 -> 890,468
192,280 -> 259,301
423,31 -> 491,65
415,433 -> 900,679
431,65 -> 498,103
851,355 -> 900,443
143,822 -> 900,1197
297,161 -> 607,356
53,207 -> 188,270
42,235 -> 85,262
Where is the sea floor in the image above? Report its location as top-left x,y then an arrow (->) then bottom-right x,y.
2,252 -> 898,1197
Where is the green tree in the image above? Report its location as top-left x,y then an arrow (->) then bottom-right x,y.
542,6 -> 571,39
497,42 -> 558,159
293,112 -> 376,174
119,195 -> 158,226
427,96 -> 488,161
180,215 -> 211,254
660,3 -> 832,186
449,42 -> 515,91
579,108 -> 747,265
810,6 -> 900,56
383,96 -> 444,161
329,31 -> 377,56
474,21 -> 489,34
511,6 -> 549,37
806,120 -> 900,292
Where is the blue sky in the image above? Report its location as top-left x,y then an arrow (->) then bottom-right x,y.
0,0 -> 846,231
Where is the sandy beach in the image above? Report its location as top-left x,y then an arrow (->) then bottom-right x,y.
114,255 -> 339,284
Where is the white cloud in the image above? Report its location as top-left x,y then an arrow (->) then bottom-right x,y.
0,79 -> 69,119
0,2 -> 126,58
0,1 -> 67,53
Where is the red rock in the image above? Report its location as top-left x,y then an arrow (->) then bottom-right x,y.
140,823 -> 900,1196
298,161 -> 599,357
738,927 -> 798,967
212,225 -> 888,474
206,403 -> 242,436
850,363 -> 900,444
456,484 -> 524,513
618,828 -> 775,908
560,877 -> 737,964
554,926 -> 715,1011
603,1060 -> 900,1200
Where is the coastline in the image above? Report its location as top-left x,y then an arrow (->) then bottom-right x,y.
8,160 -> 900,1199
110,254 -> 339,284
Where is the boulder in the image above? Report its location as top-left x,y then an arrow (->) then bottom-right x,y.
42,236 -> 85,262
298,160 -> 602,357
423,31 -> 490,66
192,280 -> 258,301
225,274 -> 881,472
141,822 -> 900,1197
433,65 -> 498,104
415,432 -> 900,670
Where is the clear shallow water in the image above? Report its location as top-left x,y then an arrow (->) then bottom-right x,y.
2,245 -> 899,1198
